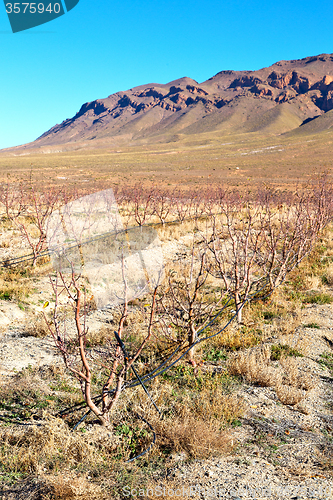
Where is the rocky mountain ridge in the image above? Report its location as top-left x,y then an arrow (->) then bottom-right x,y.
15,53 -> 333,149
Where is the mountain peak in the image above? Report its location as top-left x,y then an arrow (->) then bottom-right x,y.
26,53 -> 333,150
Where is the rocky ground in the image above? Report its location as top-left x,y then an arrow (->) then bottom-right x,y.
0,298 -> 332,499
0,223 -> 333,499
159,304 -> 333,500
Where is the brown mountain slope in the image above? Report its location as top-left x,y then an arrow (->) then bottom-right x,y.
10,53 -> 333,151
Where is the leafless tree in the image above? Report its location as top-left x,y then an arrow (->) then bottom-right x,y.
0,175 -> 64,265
153,188 -> 172,226
157,238 -> 226,364
44,267 -> 161,426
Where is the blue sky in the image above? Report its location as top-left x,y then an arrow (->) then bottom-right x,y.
0,0 -> 333,149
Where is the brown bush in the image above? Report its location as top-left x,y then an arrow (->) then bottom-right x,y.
44,474 -> 106,500
86,325 -> 112,347
227,345 -> 281,387
227,344 -> 315,407
0,475 -> 107,500
280,357 -> 316,391
24,314 -> 50,338
275,384 -> 305,406
153,414 -> 235,459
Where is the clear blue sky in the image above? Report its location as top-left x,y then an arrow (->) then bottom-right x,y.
0,0 -> 332,149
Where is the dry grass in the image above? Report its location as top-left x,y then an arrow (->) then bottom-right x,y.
323,263 -> 333,286
0,268 -> 31,301
24,314 -> 50,338
86,325 -> 112,347
153,415 -> 234,459
237,289 -> 303,340
279,357 -> 316,391
211,322 -> 261,351
40,474 -> 106,500
227,345 -> 316,405
227,345 -> 281,387
136,371 -> 246,457
275,384 -> 305,405
304,274 -> 322,291
0,365 -> 82,425
0,414 -> 127,499
0,363 -> 243,496
0,422 -> 112,499
279,330 -> 314,357
274,308 -> 302,337
1,476 -> 195,500
0,417 -> 109,473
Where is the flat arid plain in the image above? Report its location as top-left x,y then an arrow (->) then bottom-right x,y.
0,54 -> 333,500
1,128 -> 333,190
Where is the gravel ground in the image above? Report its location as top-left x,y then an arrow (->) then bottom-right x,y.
0,228 -> 333,498
0,301 -> 332,499
158,304 -> 333,500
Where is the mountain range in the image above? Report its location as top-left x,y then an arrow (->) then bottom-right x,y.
11,53 -> 333,151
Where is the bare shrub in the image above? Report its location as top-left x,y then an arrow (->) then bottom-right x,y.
227,345 -> 282,387
157,239 -> 225,363
2,176 -> 64,266
121,184 -> 156,226
279,357 -> 316,391
43,269 -> 165,426
204,193 -> 271,323
24,314 -> 50,338
203,182 -> 331,324
275,384 -> 305,405
154,414 -> 234,459
44,473 -> 106,500
153,188 -> 172,226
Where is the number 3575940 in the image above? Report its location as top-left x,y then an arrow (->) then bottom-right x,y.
5,3 -> 61,14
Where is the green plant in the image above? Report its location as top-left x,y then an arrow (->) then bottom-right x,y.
262,311 -> 278,320
271,344 -> 303,361
318,352 -> 333,373
303,292 -> 333,304
115,424 -> 148,456
204,347 -> 227,362
303,322 -> 320,329
0,290 -> 11,300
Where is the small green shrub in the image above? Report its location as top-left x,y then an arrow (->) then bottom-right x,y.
318,352 -> 333,373
204,347 -> 227,362
271,344 -> 303,361
0,290 -> 11,300
303,293 -> 333,305
262,311 -> 278,320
